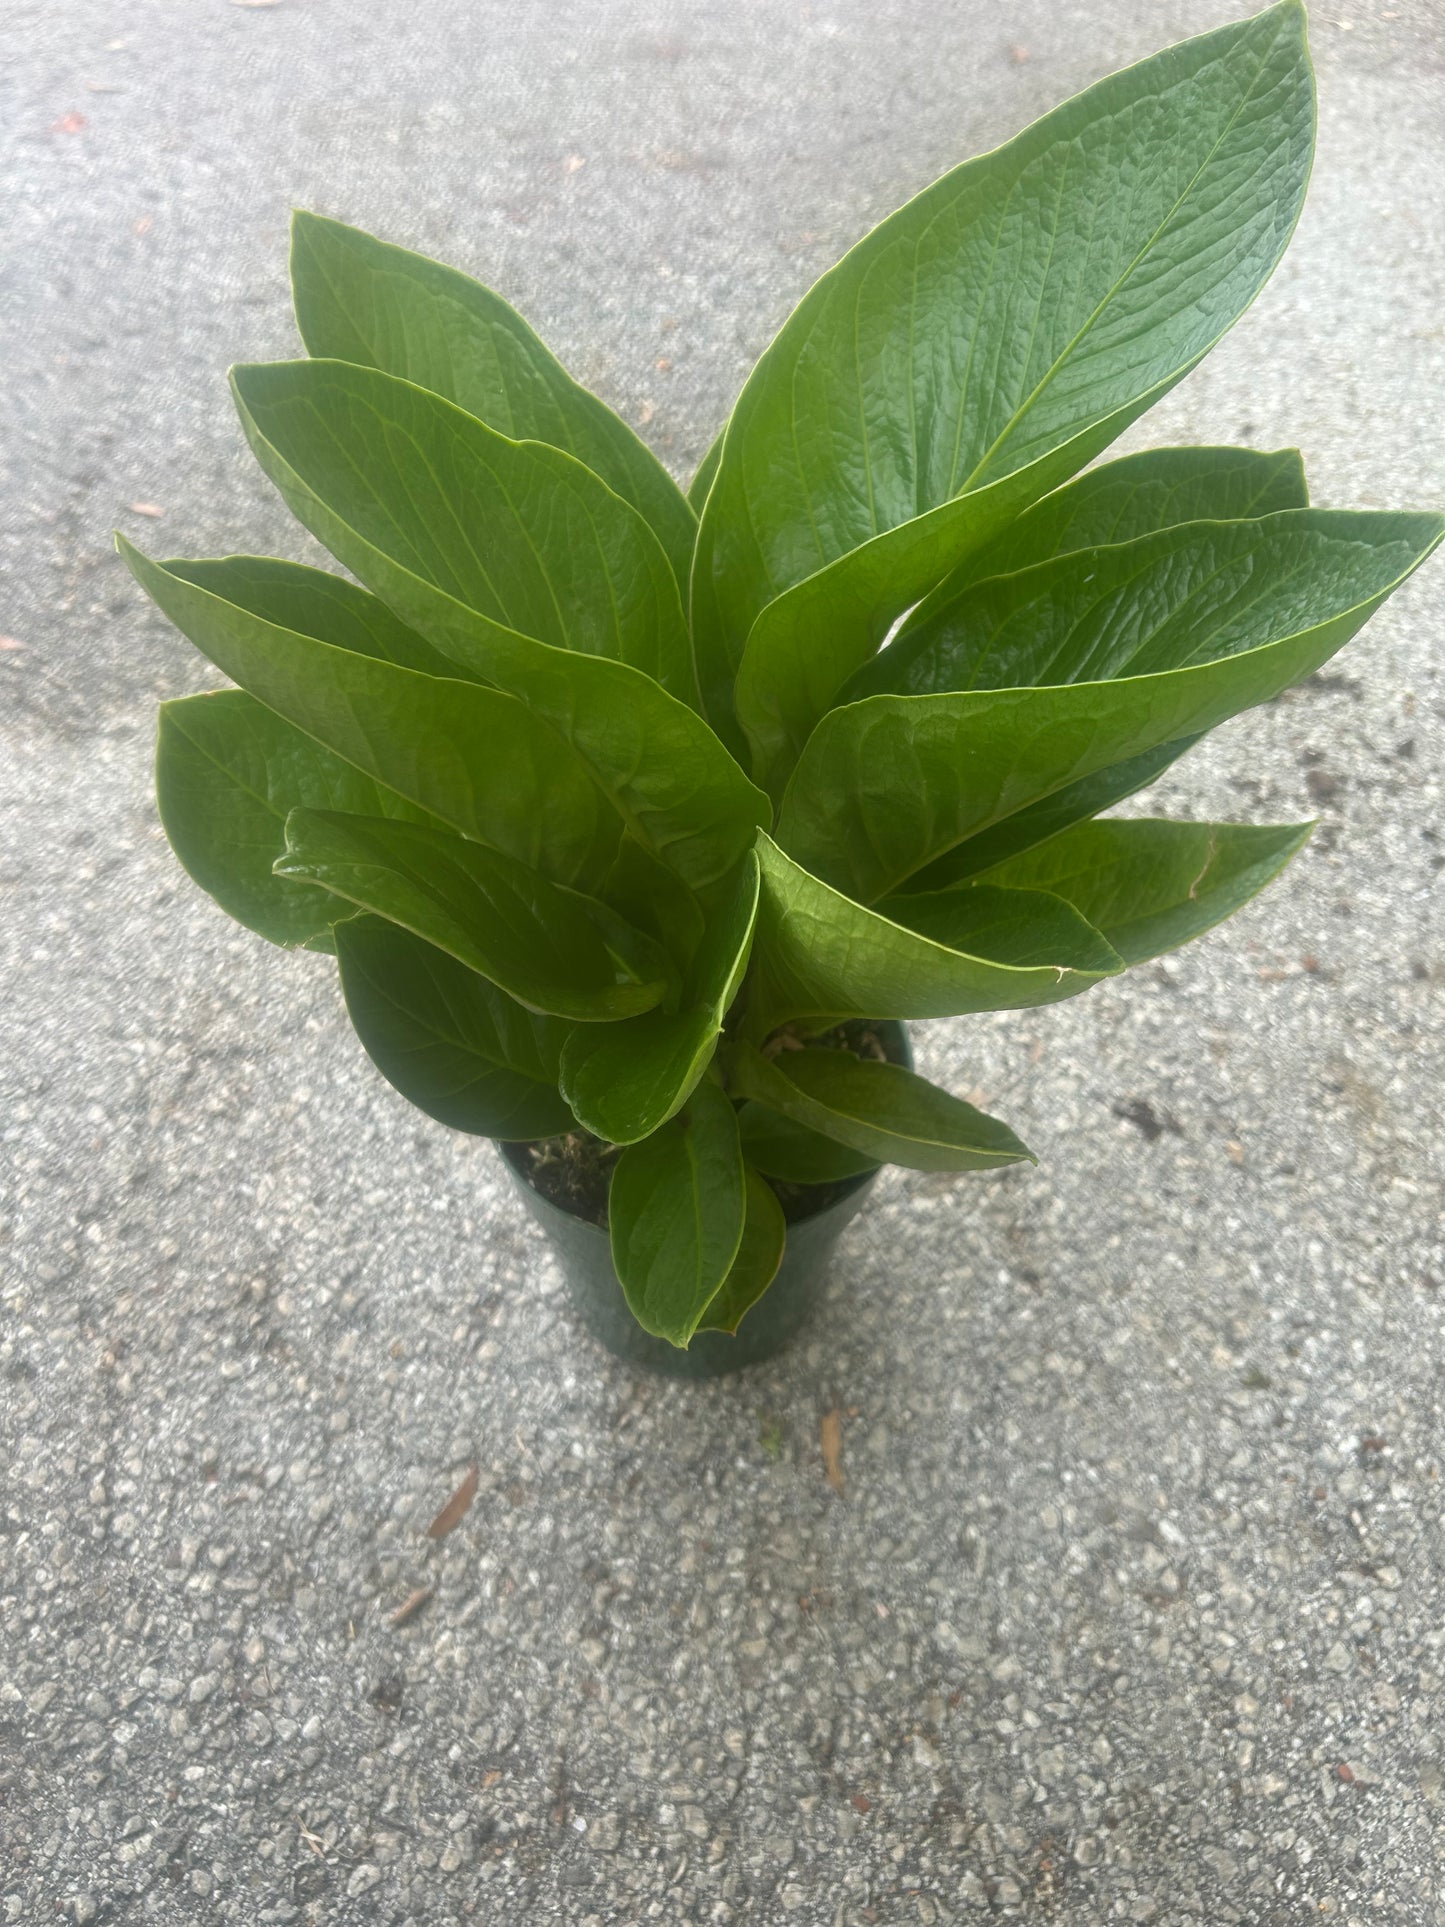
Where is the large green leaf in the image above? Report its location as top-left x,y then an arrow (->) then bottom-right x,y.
847,510 -> 1436,701
608,1078 -> 747,1346
558,850 -> 760,1144
156,690 -> 438,948
898,444 -> 1308,636
697,1167 -> 787,1335
230,361 -> 769,892
289,212 -> 698,595
121,543 -> 622,893
779,512 -> 1444,902
737,1105 -> 879,1185
336,915 -> 574,1138
738,447 -> 1300,798
746,834 -> 1121,1039
275,810 -> 671,1022
906,734 -> 1203,890
231,359 -> 694,701
726,1044 -> 1034,1175
703,1 -> 1314,771
972,818 -> 1312,964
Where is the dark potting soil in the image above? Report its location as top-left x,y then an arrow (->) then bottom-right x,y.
509,1019 -> 905,1230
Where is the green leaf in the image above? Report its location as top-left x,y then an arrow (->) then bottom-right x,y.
697,1167 -> 787,1335
726,1044 -> 1034,1174
608,1079 -> 747,1346
167,553 -> 461,677
779,512 -> 1444,903
877,884 -> 1124,974
904,734 -> 1203,889
121,543 -> 623,893
972,818 -> 1313,964
597,835 -> 708,976
686,429 -> 725,513
746,833 -> 1121,1038
705,2 -> 1314,775
290,211 -> 698,595
558,851 -> 760,1144
230,360 -> 769,892
737,1104 -> 879,1185
848,510 -> 1436,702
156,690 -> 440,948
275,809 -> 670,1022
232,358 -> 695,702
336,915 -> 575,1138
898,444 -> 1309,634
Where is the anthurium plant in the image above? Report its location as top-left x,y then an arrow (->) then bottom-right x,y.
126,1 -> 1441,1352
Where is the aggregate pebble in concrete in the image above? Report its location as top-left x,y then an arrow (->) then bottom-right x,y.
3,2 -> 1444,1922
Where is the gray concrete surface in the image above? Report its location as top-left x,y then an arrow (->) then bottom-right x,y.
3,1 -> 1444,1921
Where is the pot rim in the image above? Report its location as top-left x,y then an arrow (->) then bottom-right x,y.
497,1131 -> 880,1235
498,1017 -> 913,1236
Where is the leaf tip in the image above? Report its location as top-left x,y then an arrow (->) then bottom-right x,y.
227,360 -> 277,407
1261,0 -> 1309,44
114,529 -> 151,580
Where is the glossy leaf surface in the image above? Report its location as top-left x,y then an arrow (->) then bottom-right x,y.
973,818 -> 1311,963
846,511 -> 1437,701
559,851 -> 759,1144
290,212 -> 697,594
231,361 -> 768,892
336,915 -> 574,1138
902,734 -> 1202,890
697,1166 -> 788,1334
746,834 -> 1120,1038
878,884 -> 1123,973
781,513 -> 1444,902
172,554 -> 462,676
727,1044 -> 1034,1174
122,543 -> 621,892
232,359 -> 694,701
708,2 -> 1314,770
899,444 -> 1308,635
737,1105 -> 879,1185
156,690 -> 437,948
608,1079 -> 746,1346
596,836 -> 707,978
276,810 -> 669,1021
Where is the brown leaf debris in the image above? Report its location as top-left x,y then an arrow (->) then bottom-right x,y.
821,1409 -> 844,1495
426,1463 -> 478,1540
390,1586 -> 434,1628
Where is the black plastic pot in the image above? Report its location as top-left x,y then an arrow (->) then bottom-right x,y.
498,1021 -> 912,1378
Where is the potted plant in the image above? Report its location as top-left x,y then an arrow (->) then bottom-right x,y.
124,0 -> 1441,1376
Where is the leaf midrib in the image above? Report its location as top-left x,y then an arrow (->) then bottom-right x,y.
956,18 -> 1286,497
779,1065 -> 1016,1161
347,946 -> 541,1080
